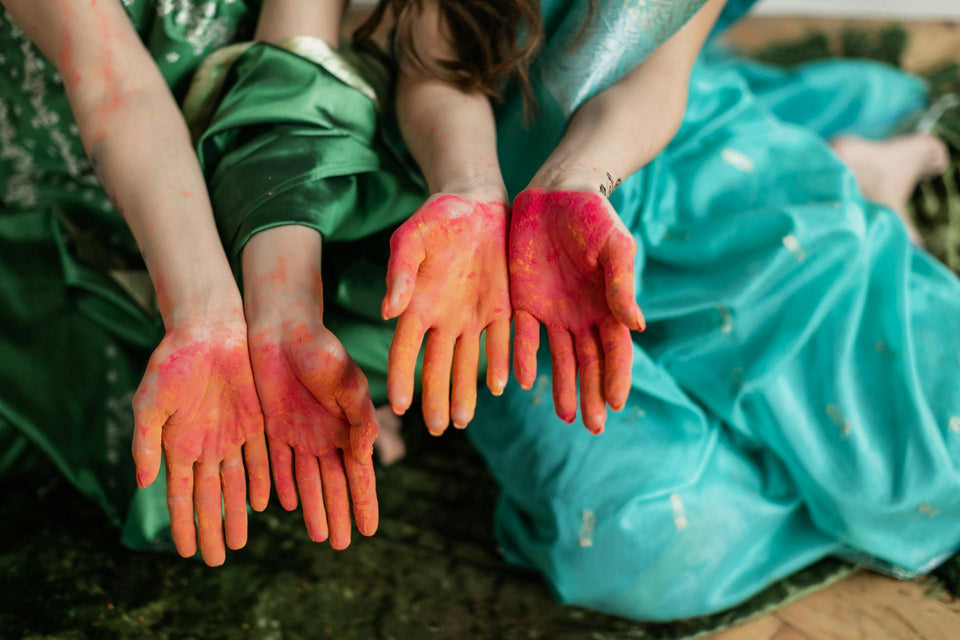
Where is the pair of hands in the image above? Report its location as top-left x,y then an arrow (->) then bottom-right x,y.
132,253 -> 379,566
128,186 -> 642,567
384,188 -> 644,437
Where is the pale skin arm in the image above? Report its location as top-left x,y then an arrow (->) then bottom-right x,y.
2,0 -> 272,566
240,1 -> 381,550
382,1 -> 512,434
509,0 -> 728,433
2,0 -> 241,325
394,1 -> 507,203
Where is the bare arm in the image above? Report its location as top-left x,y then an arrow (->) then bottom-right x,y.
395,1 -> 507,202
509,0 -> 727,433
254,0 -> 342,45
3,0 -> 241,326
2,0 -> 272,566
380,2 -> 512,434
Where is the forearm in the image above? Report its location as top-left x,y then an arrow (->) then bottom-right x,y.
254,0 -> 343,45
76,87 -> 242,328
394,1 -> 506,202
242,226 -> 325,326
5,0 -> 242,328
530,0 -> 727,194
397,75 -> 506,201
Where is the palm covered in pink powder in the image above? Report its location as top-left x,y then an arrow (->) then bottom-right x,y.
509,189 -> 645,434
248,321 -> 379,551
131,323 -> 270,566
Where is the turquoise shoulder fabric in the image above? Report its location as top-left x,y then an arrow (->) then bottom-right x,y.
463,0 -> 960,621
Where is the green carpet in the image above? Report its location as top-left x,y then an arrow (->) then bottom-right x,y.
2,25 -> 959,640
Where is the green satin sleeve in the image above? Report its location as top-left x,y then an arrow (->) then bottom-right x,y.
194,41 -> 426,273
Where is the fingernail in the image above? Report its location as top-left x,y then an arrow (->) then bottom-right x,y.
589,414 -> 606,433
560,411 -> 576,424
135,469 -> 146,488
635,312 -> 646,332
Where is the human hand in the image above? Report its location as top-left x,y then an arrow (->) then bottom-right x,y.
382,194 -> 511,434
247,317 -> 379,550
131,319 -> 270,566
509,188 -> 644,434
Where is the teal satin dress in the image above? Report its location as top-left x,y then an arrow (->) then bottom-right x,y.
464,0 -> 960,620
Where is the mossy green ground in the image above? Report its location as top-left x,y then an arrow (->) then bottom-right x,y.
2,26 -> 959,640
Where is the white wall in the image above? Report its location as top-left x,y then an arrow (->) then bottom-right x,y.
348,0 -> 960,20
752,0 -> 960,19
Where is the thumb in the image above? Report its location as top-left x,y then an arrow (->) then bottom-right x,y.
600,231 -> 645,331
382,224 -> 425,319
131,369 -> 173,488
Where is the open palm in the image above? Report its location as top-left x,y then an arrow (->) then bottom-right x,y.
509,189 -> 645,434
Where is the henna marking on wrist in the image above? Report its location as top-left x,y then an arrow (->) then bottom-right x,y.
598,172 -> 622,197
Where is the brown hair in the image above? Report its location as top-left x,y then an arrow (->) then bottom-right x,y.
352,0 -> 544,112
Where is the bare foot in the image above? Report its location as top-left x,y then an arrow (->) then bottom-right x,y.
830,133 -> 949,245
374,405 -> 406,466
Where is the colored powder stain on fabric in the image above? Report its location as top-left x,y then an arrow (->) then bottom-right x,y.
826,403 -> 851,438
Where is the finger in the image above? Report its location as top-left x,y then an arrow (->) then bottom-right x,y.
319,453 -> 352,550
382,225 -> 426,319
268,435 -> 298,510
294,453 -> 328,543
484,317 -> 511,396
546,327 -> 578,424
575,329 -> 607,435
195,461 -> 226,567
421,329 -> 455,435
166,461 -> 197,559
344,452 -> 378,537
600,232 -> 645,331
599,317 -> 633,411
221,449 -> 248,551
451,332 -> 481,428
512,310 -> 540,390
131,374 -> 172,489
336,363 -> 380,463
243,432 -> 271,511
387,313 -> 426,416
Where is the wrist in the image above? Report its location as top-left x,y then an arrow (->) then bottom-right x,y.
163,288 -> 246,333
527,162 -> 613,196
241,225 -> 325,327
431,175 -> 508,204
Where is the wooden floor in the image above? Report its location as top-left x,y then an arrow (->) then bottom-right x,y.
724,16 -> 960,72
710,17 -> 960,640
709,571 -> 960,640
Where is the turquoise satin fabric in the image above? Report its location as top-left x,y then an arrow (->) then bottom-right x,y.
466,0 -> 960,621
